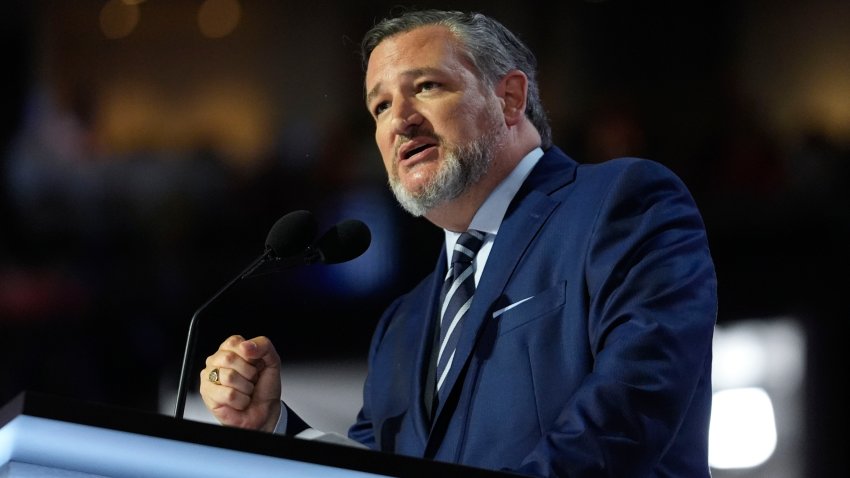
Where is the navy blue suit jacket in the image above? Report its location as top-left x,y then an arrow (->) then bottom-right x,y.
346,147 -> 717,477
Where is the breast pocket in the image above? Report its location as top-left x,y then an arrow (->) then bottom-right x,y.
493,281 -> 567,336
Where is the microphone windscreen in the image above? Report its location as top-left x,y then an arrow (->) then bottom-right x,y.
316,219 -> 371,264
265,210 -> 318,258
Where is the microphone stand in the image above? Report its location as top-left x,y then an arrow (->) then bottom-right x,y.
171,217 -> 366,418
173,249 -> 274,419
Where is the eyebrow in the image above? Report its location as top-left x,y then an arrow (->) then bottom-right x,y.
365,67 -> 443,107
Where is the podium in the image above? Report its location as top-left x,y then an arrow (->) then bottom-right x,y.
0,391 -> 523,478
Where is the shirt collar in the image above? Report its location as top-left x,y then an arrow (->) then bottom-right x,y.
444,146 -> 544,244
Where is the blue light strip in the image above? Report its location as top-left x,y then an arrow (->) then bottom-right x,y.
0,415 -> 388,478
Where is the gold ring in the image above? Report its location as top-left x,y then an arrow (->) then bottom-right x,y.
208,368 -> 221,385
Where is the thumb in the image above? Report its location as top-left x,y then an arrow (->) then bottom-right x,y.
239,336 -> 281,369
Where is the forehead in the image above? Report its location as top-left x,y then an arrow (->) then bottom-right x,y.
365,25 -> 470,90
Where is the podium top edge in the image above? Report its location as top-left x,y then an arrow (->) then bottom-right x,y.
1,391 -> 524,478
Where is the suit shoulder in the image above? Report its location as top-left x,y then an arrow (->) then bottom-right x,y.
579,156 -> 677,176
576,157 -> 692,192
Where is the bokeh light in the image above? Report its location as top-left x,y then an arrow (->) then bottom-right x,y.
197,0 -> 241,39
99,0 -> 140,39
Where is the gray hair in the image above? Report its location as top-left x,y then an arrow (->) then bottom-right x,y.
361,9 -> 552,149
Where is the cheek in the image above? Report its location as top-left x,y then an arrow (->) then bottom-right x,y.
375,130 -> 394,172
443,102 -> 483,136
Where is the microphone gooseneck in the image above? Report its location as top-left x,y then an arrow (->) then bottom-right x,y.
173,210 -> 317,419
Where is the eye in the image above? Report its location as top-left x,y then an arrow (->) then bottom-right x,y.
418,81 -> 440,92
373,101 -> 390,117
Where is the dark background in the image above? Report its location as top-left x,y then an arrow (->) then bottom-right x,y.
1,1 -> 847,476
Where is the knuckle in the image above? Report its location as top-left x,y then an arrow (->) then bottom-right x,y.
222,387 -> 248,408
221,351 -> 238,365
224,335 -> 244,347
221,368 -> 235,384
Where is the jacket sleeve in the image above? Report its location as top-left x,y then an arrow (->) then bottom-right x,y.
516,159 -> 718,477
347,296 -> 406,450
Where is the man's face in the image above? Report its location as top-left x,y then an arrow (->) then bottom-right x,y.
365,25 -> 504,216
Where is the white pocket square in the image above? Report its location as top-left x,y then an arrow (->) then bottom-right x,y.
492,296 -> 534,318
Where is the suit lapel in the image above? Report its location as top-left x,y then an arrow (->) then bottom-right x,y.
411,249 -> 449,442
429,147 -> 578,425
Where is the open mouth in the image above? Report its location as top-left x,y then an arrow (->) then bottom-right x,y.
403,143 -> 434,160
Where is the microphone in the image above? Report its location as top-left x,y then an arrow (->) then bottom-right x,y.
314,219 -> 372,264
246,218 -> 372,275
265,210 -> 319,258
173,210 -> 317,419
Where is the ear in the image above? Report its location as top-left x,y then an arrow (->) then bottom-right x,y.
496,69 -> 528,127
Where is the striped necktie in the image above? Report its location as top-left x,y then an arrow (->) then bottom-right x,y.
435,229 -> 485,401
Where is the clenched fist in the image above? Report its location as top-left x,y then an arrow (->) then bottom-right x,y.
199,335 -> 282,432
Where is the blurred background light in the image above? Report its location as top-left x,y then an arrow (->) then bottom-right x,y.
198,0 -> 242,39
99,0 -> 140,39
709,318 -> 805,477
709,387 -> 778,469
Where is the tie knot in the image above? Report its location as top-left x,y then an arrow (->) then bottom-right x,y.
451,230 -> 485,266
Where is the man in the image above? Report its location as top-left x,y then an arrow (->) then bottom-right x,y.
200,9 -> 717,477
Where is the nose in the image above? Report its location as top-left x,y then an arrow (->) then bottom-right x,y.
390,99 -> 423,136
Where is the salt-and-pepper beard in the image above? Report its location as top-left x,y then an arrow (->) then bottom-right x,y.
389,126 -> 501,217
